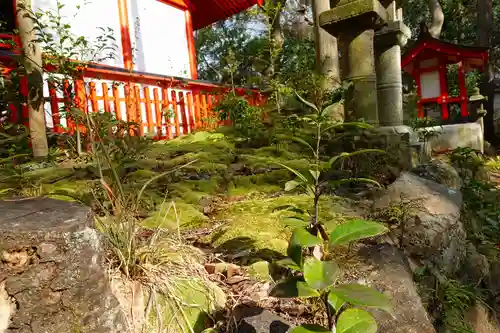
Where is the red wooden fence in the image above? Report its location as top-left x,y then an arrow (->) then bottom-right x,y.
43,66 -> 264,139
0,46 -> 265,140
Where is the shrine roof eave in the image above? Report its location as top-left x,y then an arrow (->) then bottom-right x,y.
190,0 -> 262,30
402,37 -> 489,71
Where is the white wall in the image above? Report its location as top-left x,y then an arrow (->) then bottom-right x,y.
31,0 -> 124,68
32,0 -> 192,77
127,0 -> 191,78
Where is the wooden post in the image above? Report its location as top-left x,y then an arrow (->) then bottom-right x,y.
153,88 -> 161,138
112,84 -> 122,120
457,61 -> 468,117
144,87 -> 154,134
171,90 -> 180,137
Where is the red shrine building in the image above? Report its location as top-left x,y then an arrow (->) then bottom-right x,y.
0,0 -> 262,138
402,36 -> 489,122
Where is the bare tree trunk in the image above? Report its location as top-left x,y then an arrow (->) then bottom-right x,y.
427,0 -> 444,38
312,0 -> 340,89
476,0 -> 497,144
16,0 -> 48,158
265,0 -> 286,78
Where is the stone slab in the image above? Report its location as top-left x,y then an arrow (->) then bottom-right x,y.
0,198 -> 126,333
0,197 -> 91,233
320,0 -> 388,35
417,122 -> 484,153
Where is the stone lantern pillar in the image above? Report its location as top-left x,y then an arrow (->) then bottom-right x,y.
320,0 -> 388,125
374,3 -> 411,126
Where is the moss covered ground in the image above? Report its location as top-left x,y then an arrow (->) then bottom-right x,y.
0,130 -> 359,256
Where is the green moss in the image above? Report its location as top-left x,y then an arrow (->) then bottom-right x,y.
125,169 -> 158,182
145,278 -> 226,333
209,195 -> 350,257
42,179 -> 93,202
22,166 -> 75,184
142,201 -> 208,230
168,177 -> 223,204
238,154 -> 310,172
145,131 -> 234,160
227,174 -> 282,196
247,261 -> 271,281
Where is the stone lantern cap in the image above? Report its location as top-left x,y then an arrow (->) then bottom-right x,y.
375,20 -> 411,48
469,87 -> 487,102
320,0 -> 388,36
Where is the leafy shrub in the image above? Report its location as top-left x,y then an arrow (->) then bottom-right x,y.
215,92 -> 266,142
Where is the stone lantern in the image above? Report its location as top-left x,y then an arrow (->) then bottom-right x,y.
320,0 -> 388,125
469,87 -> 488,135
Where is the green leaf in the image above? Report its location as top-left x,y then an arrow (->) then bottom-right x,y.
287,228 -> 320,267
285,180 -> 302,192
295,91 -> 319,113
329,219 -> 388,246
290,228 -> 321,248
329,149 -> 385,168
322,121 -> 373,134
287,244 -> 303,268
330,284 -> 392,312
270,278 -> 320,298
322,102 -> 342,117
273,205 -> 306,215
329,178 -> 381,189
309,169 -> 320,180
336,309 -> 377,333
276,258 -> 301,270
282,217 -> 308,227
290,324 -> 331,333
303,258 -> 340,290
276,162 -> 310,184
327,291 -> 345,314
329,152 -> 349,168
291,136 -> 316,156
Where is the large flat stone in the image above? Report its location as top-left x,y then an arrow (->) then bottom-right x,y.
0,198 -> 126,333
355,244 -> 437,333
372,172 -> 466,275
417,122 -> 484,153
320,0 -> 388,35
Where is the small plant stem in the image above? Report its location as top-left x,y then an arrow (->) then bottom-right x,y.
323,293 -> 334,331
312,117 -> 322,227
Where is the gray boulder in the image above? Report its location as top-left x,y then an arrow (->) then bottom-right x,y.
411,160 -> 462,190
233,305 -> 294,333
0,198 -> 127,333
354,244 -> 437,333
373,172 -> 466,275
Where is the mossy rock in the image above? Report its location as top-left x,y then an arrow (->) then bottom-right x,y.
227,178 -> 282,197
145,131 -> 234,160
142,201 -> 208,230
22,166 -> 75,184
125,169 -> 158,183
41,179 -> 93,202
144,278 -> 226,333
238,154 -> 310,172
247,261 -> 271,281
168,178 -> 223,204
209,195 -> 350,258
